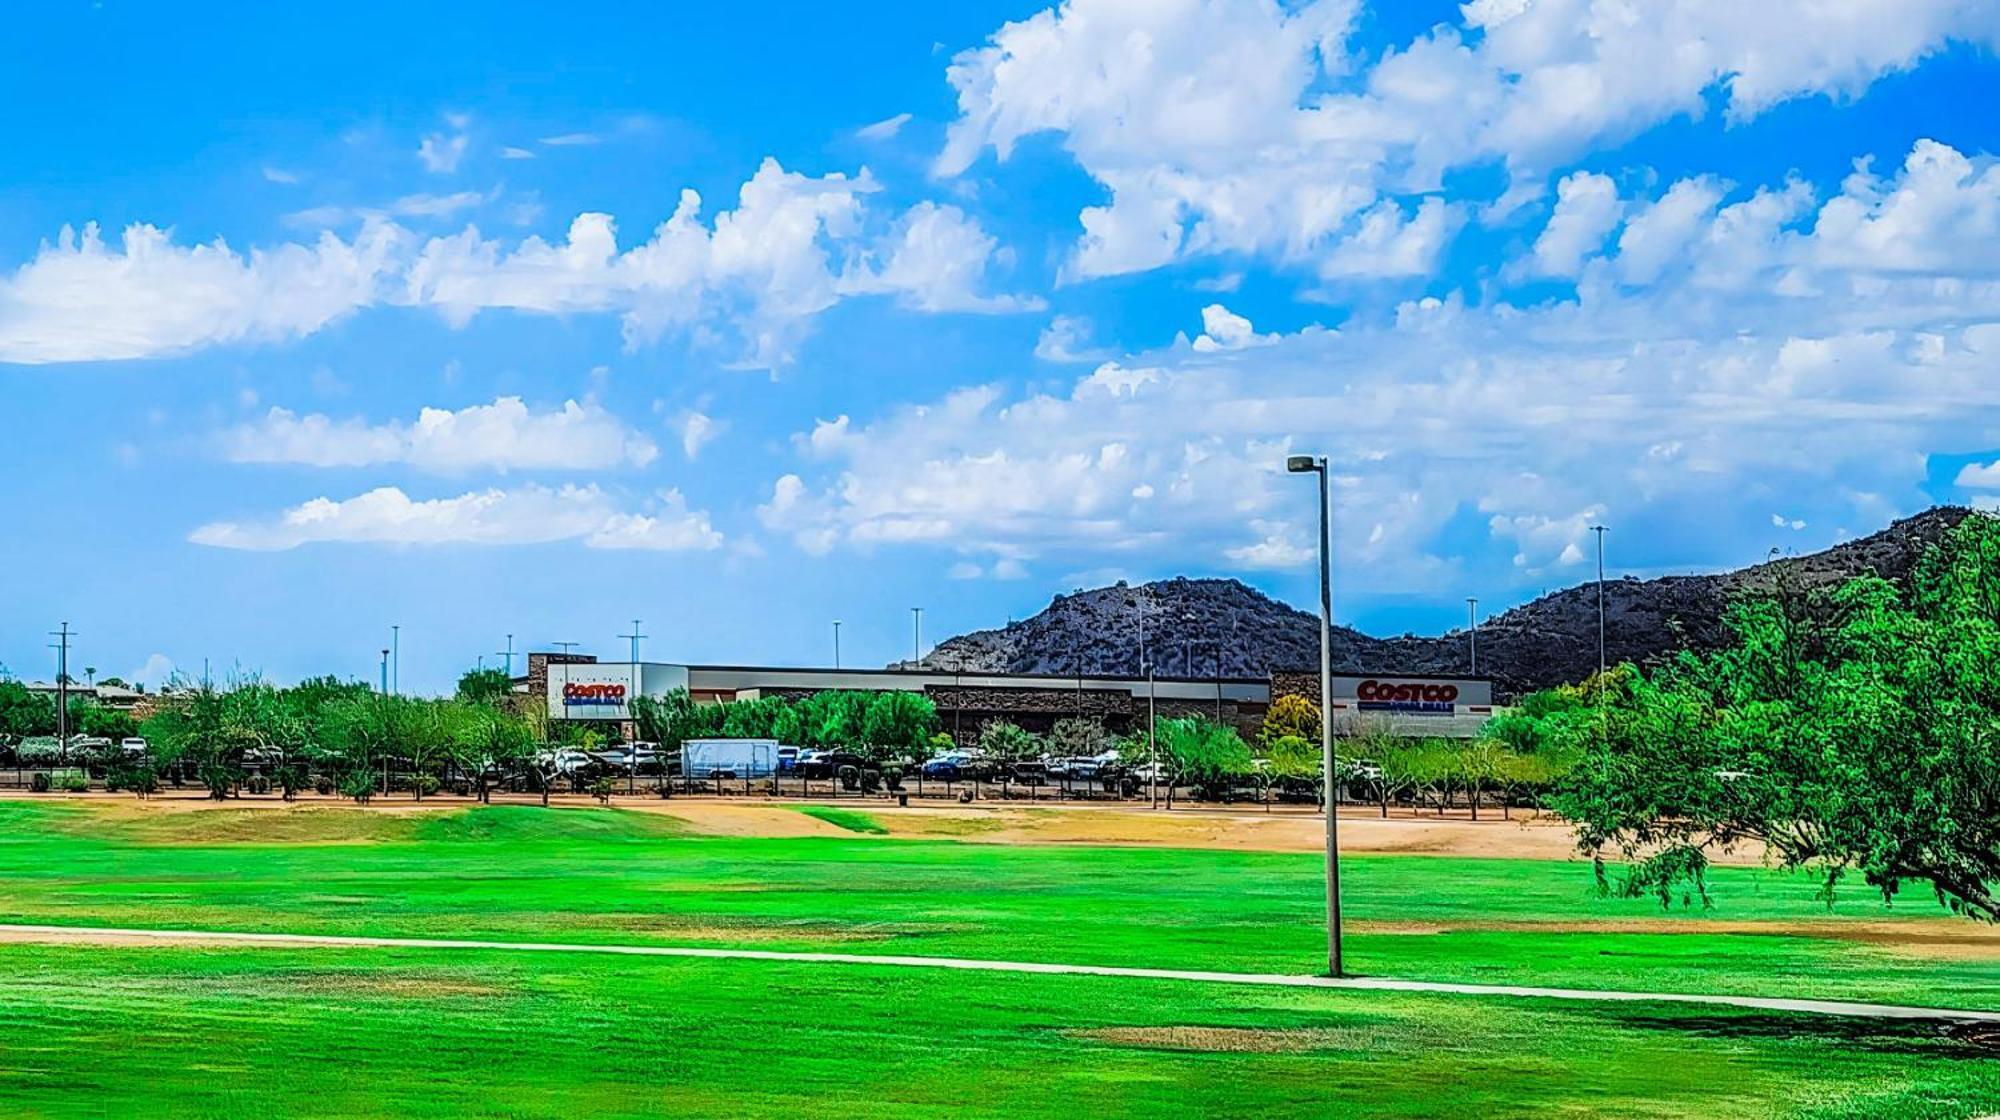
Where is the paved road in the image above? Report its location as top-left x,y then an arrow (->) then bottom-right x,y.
3,921 -> 1994,1022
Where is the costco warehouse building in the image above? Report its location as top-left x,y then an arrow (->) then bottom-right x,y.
524,654 -> 1495,743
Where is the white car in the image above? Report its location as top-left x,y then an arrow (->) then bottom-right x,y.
119,737 -> 149,758
538,748 -> 594,775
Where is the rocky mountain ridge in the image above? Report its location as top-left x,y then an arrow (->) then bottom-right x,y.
904,507 -> 1981,700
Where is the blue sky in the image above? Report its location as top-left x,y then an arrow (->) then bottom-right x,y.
4,0 -> 2000,693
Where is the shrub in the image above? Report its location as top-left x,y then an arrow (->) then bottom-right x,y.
245,774 -> 271,795
15,738 -> 62,768
338,768 -> 376,804
54,769 -> 89,793
29,772 -> 49,793
588,777 -> 614,804
275,763 -> 309,801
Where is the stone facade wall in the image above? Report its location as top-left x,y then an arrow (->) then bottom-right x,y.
526,653 -> 598,708
1271,670 -> 1317,704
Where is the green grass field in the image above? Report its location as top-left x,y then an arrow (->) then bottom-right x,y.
0,799 -> 1995,1117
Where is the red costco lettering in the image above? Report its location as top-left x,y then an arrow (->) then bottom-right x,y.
1356,680 -> 1459,704
562,682 -> 628,703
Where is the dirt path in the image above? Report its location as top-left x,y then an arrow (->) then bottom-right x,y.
0,791 -> 1771,864
0,921 -> 1988,1023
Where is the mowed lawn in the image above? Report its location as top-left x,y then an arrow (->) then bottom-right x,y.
0,800 -> 1995,1010
0,944 -> 1996,1119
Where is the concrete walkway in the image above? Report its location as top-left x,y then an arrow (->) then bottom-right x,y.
3,922 -> 1994,1023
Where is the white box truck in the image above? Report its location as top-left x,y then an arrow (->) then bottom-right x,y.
680,739 -> 781,780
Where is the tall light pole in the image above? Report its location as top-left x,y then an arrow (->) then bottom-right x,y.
832,620 -> 842,670
379,649 -> 390,695
911,607 -> 924,668
390,625 -> 400,697
1466,597 -> 1479,676
552,641 -> 579,743
618,620 -> 646,793
496,634 -> 516,678
1147,663 -> 1159,811
1287,454 -> 1342,978
1591,525 -> 1609,681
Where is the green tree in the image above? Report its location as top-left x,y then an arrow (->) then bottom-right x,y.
69,699 -> 137,743
455,668 -> 515,707
1155,717 -> 1252,799
1047,717 -> 1107,758
861,692 -> 939,760
977,720 -> 1041,791
0,680 -> 56,741
392,700 -> 450,799
140,684 -> 253,800
318,695 -> 400,801
443,702 -> 535,803
1557,515 -> 2000,919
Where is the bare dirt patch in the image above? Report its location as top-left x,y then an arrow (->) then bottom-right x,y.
284,971 -> 509,999
0,927 -> 271,950
1,791 -> 1763,864
1072,1026 -> 1367,1053
558,912 -> 921,943
1348,918 -> 2000,959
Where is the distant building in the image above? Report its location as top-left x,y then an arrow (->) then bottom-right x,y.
20,680 -> 165,721
527,654 -> 1497,742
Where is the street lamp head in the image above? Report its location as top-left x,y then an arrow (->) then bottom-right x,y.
1286,455 -> 1319,473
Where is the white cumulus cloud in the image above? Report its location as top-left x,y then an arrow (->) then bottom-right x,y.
220,397 -> 658,473
936,0 -> 1998,281
190,484 -> 719,552
0,222 -> 402,364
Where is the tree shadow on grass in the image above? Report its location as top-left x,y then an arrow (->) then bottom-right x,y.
1593,1010 -> 2000,1061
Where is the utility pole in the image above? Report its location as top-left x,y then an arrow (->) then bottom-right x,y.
379,649 -> 390,695
390,625 -> 400,697
48,623 -> 72,765
911,607 -> 924,667
1466,597 -> 1479,675
832,620 -> 842,670
496,634 -> 516,677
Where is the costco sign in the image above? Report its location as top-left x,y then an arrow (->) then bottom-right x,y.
1355,679 -> 1459,716
562,681 -> 628,707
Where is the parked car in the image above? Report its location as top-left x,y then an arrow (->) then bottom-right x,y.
588,743 -> 660,773
1003,758 -> 1049,783
776,745 -> 801,773
797,749 -> 868,780
538,748 -> 595,776
922,751 -> 985,781
119,737 -> 149,758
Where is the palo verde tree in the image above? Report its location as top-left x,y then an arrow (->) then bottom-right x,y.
1154,716 -> 1253,800
140,681 -> 256,799
1556,514 -> 2000,919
